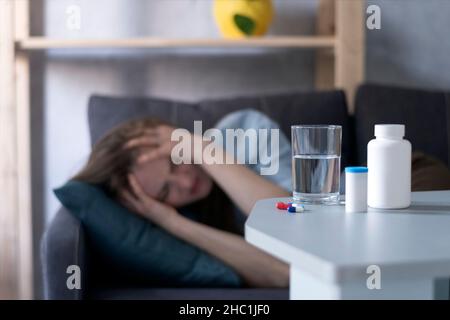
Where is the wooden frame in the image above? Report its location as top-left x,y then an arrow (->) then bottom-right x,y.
0,0 -> 33,300
335,0 -> 366,107
0,0 -> 365,299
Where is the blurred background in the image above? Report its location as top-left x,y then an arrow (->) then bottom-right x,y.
3,0 -> 450,298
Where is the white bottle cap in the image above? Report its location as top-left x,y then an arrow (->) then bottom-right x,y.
374,124 -> 405,139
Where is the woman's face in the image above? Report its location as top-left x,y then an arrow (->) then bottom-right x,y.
131,157 -> 213,207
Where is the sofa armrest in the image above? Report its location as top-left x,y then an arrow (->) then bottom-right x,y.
41,207 -> 86,300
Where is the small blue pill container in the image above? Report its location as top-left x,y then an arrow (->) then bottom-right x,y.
345,166 -> 368,213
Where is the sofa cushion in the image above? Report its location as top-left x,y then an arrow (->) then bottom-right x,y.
88,95 -> 207,146
354,83 -> 450,166
54,180 -> 242,288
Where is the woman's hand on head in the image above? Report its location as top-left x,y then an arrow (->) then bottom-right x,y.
120,173 -> 178,227
124,125 -> 181,164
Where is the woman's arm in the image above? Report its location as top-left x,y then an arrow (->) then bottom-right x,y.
195,134 -> 289,215
167,212 -> 289,288
122,174 -> 289,288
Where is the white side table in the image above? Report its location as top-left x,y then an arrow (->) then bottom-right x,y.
245,191 -> 450,299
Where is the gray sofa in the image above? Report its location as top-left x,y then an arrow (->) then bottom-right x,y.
42,84 -> 450,299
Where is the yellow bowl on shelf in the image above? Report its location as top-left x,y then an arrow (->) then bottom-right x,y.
213,0 -> 274,39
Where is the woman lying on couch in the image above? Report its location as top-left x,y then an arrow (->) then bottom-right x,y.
72,110 -> 293,288
71,109 -> 450,288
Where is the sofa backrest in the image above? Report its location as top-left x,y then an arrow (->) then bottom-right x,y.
88,90 -> 352,168
354,83 -> 450,167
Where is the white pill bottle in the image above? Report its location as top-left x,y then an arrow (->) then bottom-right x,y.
367,124 -> 411,209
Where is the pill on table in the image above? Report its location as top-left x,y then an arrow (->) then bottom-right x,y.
276,202 -> 288,210
288,205 -> 304,213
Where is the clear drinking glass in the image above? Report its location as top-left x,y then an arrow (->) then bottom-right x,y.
291,125 -> 342,204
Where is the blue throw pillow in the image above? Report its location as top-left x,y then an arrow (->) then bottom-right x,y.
54,180 -> 241,287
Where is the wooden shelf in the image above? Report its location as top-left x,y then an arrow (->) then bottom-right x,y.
17,36 -> 336,50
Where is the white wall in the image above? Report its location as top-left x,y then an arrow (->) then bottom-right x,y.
366,0 -> 450,90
